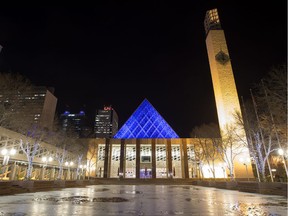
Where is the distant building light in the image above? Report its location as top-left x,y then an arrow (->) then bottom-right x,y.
104,106 -> 112,111
64,111 -> 70,115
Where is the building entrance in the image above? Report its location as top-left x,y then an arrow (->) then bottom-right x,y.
140,168 -> 152,178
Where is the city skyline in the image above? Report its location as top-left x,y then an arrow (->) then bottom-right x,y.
0,2 -> 286,137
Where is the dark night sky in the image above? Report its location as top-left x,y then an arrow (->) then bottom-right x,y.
0,2 -> 286,137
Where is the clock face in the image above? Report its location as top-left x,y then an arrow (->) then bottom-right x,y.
215,50 -> 230,65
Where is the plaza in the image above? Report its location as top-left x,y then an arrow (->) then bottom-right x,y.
0,184 -> 286,215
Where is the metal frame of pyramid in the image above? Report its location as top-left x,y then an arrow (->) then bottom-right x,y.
114,99 -> 179,139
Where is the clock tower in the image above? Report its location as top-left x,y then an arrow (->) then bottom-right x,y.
204,8 -> 254,179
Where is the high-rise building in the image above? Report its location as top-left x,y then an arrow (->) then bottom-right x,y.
0,45 -> 4,71
0,86 -> 57,129
94,105 -> 118,138
60,110 -> 91,138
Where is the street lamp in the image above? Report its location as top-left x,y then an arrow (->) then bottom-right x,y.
277,148 -> 288,180
65,161 -> 74,180
42,156 -> 53,166
41,156 -> 53,180
239,157 -> 250,181
1,148 -> 16,165
1,148 -> 16,180
65,161 -> 73,167
79,164 -> 87,179
278,148 -> 288,159
196,161 -> 201,179
277,147 -> 288,178
220,162 -> 226,179
278,148 -> 284,156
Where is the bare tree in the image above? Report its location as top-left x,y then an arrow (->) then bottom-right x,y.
52,129 -> 74,180
69,138 -> 88,180
18,124 -> 49,180
240,64 -> 287,181
86,139 -> 98,179
46,114 -> 88,180
238,101 -> 279,182
259,65 -> 287,177
191,123 -> 221,179
217,123 -> 247,180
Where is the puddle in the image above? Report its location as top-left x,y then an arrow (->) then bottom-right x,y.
33,196 -> 60,202
94,188 -> 110,192
33,195 -> 129,203
160,210 -> 184,215
117,190 -> 143,194
0,212 -> 27,216
34,196 -> 91,204
229,202 -> 282,216
92,197 -> 129,202
60,196 -> 91,204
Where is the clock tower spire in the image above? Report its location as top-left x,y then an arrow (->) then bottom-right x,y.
204,8 -> 254,179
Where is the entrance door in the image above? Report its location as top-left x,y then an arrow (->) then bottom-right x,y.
140,168 -> 152,178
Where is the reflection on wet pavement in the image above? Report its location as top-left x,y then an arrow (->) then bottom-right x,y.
93,188 -> 110,192
0,185 -> 286,215
117,190 -> 143,194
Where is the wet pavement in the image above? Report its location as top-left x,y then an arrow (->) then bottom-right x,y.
0,185 -> 286,215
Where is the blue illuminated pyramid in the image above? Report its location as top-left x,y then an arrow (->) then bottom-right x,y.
114,99 -> 179,139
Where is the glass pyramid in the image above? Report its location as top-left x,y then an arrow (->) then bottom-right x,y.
114,99 -> 179,139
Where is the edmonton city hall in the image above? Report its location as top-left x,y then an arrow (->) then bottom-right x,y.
86,8 -> 254,180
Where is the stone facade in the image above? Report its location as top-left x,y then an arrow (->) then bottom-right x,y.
86,138 -> 253,180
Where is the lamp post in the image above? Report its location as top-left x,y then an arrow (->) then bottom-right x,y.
79,165 -> 83,180
1,148 -> 16,165
196,161 -> 201,179
239,157 -> 250,181
42,156 -> 53,166
1,148 -> 16,180
65,161 -> 74,180
79,164 -> 87,180
220,162 -> 226,179
41,156 -> 53,180
278,148 -> 288,161
277,148 -> 288,180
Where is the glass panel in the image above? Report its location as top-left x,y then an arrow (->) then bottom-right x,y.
125,144 -> 136,178
110,144 -> 120,178
140,144 -> 152,178
171,144 -> 182,178
156,144 -> 167,178
96,144 -> 105,178
187,145 -> 197,178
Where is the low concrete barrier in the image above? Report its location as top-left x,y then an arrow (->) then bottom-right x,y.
195,180 -> 287,197
237,181 -> 287,197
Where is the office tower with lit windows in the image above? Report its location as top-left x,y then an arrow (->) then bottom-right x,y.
60,110 -> 91,138
94,105 -> 118,138
0,86 -> 57,129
